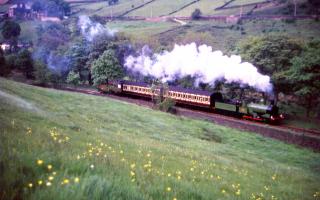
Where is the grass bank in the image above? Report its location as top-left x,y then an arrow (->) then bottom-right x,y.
0,78 -> 319,200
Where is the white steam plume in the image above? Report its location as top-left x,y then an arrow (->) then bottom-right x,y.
78,15 -> 117,41
125,43 -> 273,93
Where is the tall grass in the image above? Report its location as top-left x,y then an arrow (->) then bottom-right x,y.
0,78 -> 319,200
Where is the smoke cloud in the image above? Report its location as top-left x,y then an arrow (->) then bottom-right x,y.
125,43 -> 273,92
78,15 -> 117,41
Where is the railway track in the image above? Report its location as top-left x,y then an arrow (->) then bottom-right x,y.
58,86 -> 320,151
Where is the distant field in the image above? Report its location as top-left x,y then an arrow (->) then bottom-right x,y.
0,20 -> 45,43
126,0 -> 195,17
1,78 -> 320,200
170,0 -> 225,16
153,18 -> 320,52
228,0 -> 268,6
169,0 -> 257,16
69,0 -> 259,17
18,21 -> 44,43
108,20 -> 178,36
71,0 -> 150,16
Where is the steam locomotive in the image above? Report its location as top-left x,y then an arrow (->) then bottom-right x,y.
98,80 -> 284,123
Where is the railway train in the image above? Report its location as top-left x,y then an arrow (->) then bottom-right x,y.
98,80 -> 284,123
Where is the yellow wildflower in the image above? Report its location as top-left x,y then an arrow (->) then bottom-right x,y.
166,187 -> 171,192
28,183 -> 33,188
46,182 -> 52,186
47,164 -> 52,170
74,177 -> 80,183
38,180 -> 43,185
63,179 -> 69,184
37,159 -> 44,165
48,176 -> 54,181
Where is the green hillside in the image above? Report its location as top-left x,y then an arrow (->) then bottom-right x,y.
0,78 -> 319,200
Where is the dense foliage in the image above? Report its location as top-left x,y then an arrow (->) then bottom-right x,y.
16,49 -> 34,78
237,35 -> 303,101
286,40 -> 320,116
1,20 -> 21,52
66,70 -> 81,86
0,49 -> 9,77
32,61 -> 53,86
91,49 -> 124,86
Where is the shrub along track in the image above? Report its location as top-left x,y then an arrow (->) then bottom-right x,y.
57,86 -> 320,151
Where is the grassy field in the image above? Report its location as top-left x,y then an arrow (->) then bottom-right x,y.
228,0 -> 268,6
126,0 -> 195,17
0,78 -> 320,200
71,0 -> 149,17
154,19 -> 320,51
108,20 -> 178,36
0,20 -> 45,44
69,0 -> 270,17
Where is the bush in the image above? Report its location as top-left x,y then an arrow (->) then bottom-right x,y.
15,49 -> 34,78
156,98 -> 176,113
0,51 -> 10,77
33,61 -> 53,86
66,71 -> 81,86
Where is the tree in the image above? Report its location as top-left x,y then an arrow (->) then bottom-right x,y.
0,49 -> 10,77
236,35 -> 303,102
67,71 -> 81,86
286,40 -> 320,117
1,20 -> 21,52
33,61 -> 53,86
191,9 -> 202,20
91,49 -> 124,86
66,39 -> 90,83
32,1 -> 43,12
308,0 -> 320,14
15,49 -> 34,78
308,0 -> 320,7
